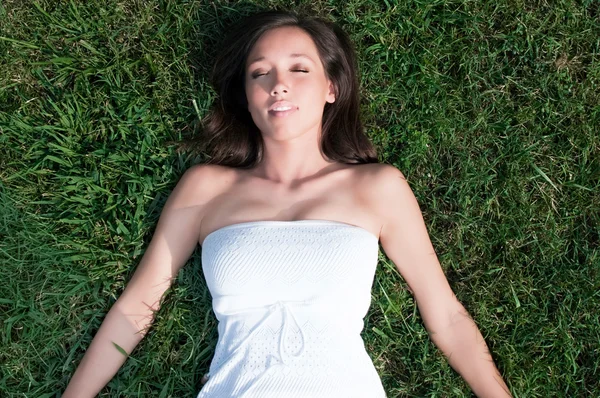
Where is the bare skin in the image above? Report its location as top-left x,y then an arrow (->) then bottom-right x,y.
243,26 -> 337,185
197,162 -> 384,247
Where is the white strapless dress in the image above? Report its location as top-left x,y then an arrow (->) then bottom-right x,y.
196,220 -> 387,398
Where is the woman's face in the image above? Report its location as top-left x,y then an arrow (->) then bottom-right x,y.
244,26 -> 336,139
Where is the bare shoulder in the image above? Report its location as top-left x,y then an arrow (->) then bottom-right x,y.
352,162 -> 406,182
371,163 -> 414,207
164,164 -> 232,212
179,163 -> 224,185
352,163 -> 411,232
354,163 -> 409,202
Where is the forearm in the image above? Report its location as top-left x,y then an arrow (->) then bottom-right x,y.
428,305 -> 512,398
62,300 -> 156,398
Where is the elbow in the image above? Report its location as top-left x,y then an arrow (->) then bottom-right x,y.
111,298 -> 161,337
424,301 -> 471,351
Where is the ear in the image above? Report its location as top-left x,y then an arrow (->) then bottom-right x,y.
326,80 -> 336,104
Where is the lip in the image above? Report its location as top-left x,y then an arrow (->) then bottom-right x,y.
268,100 -> 296,111
268,107 -> 297,117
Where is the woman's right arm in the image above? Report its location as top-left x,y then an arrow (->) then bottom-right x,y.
62,164 -> 215,398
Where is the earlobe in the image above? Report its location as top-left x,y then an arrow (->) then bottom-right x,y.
327,82 -> 336,103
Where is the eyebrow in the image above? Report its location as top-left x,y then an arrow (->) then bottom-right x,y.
247,53 -> 315,67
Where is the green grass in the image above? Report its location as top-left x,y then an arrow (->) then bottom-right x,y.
1,0 -> 598,396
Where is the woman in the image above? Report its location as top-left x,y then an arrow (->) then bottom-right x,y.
63,10 -> 512,398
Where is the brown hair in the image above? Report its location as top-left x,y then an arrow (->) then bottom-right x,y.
184,10 -> 379,168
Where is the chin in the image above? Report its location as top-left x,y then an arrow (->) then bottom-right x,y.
265,128 -> 303,139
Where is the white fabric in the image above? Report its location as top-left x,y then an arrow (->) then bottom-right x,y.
197,219 -> 387,398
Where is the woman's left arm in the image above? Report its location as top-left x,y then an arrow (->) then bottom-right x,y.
369,165 -> 512,398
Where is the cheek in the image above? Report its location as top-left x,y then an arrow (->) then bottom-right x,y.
246,84 -> 266,110
300,79 -> 328,100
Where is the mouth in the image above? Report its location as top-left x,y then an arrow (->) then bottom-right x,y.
268,106 -> 298,117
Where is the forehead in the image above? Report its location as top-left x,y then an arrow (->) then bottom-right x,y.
246,26 -> 321,67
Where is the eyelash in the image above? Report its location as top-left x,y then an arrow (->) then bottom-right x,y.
251,69 -> 309,79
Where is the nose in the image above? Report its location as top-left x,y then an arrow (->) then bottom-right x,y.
271,86 -> 288,95
271,84 -> 288,96
270,72 -> 289,96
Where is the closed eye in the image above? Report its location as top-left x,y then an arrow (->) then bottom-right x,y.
251,69 -> 309,79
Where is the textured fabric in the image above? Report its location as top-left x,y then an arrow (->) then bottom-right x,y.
197,219 -> 387,398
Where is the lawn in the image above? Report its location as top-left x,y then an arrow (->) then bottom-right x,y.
1,0 -> 598,397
